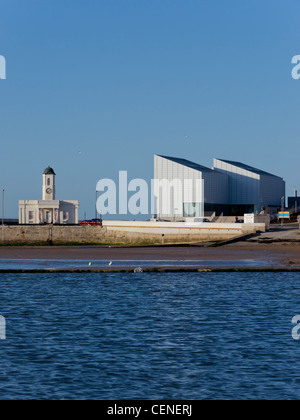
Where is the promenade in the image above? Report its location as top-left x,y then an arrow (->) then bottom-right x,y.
0,223 -> 299,271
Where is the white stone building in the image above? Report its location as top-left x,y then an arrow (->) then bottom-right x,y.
19,166 -> 79,224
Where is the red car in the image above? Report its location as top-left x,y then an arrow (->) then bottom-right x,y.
79,219 -> 102,226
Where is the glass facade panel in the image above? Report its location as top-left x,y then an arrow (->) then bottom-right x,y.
183,203 -> 202,217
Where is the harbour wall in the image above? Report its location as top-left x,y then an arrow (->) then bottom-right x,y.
0,221 -> 265,245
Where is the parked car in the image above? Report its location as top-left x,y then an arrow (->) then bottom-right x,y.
235,217 -> 244,223
79,219 -> 102,226
193,218 -> 211,223
91,218 -> 103,224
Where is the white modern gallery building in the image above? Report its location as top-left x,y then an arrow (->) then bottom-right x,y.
154,155 -> 286,219
19,166 -> 79,225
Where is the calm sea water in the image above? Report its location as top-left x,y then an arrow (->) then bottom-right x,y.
0,259 -> 267,270
0,271 -> 300,400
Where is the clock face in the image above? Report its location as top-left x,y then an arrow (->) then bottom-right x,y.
46,188 -> 52,194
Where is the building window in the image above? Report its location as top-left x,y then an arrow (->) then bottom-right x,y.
183,203 -> 203,218
47,178 -> 50,186
28,211 -> 34,223
63,212 -> 69,223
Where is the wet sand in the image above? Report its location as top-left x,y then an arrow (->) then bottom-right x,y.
0,242 -> 300,270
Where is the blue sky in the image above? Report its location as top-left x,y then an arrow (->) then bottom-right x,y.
1,0 -> 300,219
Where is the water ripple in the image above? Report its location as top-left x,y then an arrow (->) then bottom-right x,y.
0,272 -> 299,399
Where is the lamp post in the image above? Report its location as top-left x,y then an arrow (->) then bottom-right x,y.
95,190 -> 98,219
1,189 -> 4,243
2,189 -> 4,226
281,196 -> 285,227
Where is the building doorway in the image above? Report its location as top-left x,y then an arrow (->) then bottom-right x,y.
45,211 -> 52,224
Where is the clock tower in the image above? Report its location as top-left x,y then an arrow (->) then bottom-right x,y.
42,166 -> 56,200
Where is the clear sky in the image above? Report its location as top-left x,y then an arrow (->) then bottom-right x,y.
1,0 -> 300,219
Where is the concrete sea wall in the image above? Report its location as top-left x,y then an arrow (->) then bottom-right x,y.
0,221 -> 265,245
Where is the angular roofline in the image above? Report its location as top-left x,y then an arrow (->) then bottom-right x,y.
156,155 -> 215,173
214,158 -> 282,179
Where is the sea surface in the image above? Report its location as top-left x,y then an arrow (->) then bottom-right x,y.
0,271 -> 300,400
0,258 -> 267,270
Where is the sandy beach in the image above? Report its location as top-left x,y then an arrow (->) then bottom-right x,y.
0,241 -> 300,271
